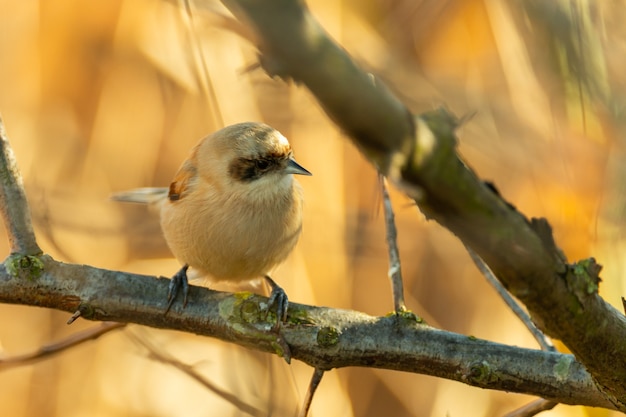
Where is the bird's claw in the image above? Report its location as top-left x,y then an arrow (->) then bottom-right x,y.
264,276 -> 292,362
264,275 -> 289,330
166,264 -> 189,313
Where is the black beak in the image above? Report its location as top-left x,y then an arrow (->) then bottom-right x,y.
286,158 -> 312,176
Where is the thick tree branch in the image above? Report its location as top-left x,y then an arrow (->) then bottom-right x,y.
0,256 -> 614,409
218,0 -> 626,408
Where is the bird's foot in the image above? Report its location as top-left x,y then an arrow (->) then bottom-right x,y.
166,264 -> 189,313
264,275 -> 291,362
264,275 -> 289,330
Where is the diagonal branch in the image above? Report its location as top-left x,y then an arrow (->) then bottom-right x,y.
0,322 -> 126,370
126,329 -> 266,416
217,0 -> 626,407
466,247 -> 554,352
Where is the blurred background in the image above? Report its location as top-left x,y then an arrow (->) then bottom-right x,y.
0,0 -> 625,416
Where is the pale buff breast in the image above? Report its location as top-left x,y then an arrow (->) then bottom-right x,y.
160,180 -> 304,282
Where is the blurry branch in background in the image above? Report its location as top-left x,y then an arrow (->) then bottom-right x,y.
126,329 -> 266,416
219,0 -> 626,411
0,322 -> 125,371
520,1 -> 611,119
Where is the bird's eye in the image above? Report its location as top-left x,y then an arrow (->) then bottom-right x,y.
255,159 -> 270,171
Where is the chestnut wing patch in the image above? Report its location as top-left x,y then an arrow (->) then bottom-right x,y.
169,161 -> 197,201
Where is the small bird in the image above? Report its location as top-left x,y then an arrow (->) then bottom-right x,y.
112,122 -> 311,326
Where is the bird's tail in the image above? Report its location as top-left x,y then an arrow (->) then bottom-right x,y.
110,187 -> 169,204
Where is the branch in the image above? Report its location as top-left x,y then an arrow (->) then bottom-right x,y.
466,247 -> 554,352
503,399 -> 557,417
381,177 -> 406,313
298,367 -> 325,417
126,330 -> 266,416
0,117 -> 41,255
0,256 -> 614,409
218,0 -> 626,407
0,322 -> 125,370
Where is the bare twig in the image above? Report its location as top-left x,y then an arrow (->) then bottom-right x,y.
298,368 -> 325,417
67,309 -> 82,324
469,246 -> 557,416
502,399 -> 558,417
0,117 -> 41,255
0,322 -> 125,371
126,330 -> 265,416
381,176 -> 406,313
466,247 -> 554,352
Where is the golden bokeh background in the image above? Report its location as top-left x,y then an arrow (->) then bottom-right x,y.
1,0 -> 625,416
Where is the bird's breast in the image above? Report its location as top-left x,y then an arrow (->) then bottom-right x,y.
160,183 -> 304,282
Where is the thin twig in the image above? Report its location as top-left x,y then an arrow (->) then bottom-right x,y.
502,398 -> 558,417
466,247 -> 554,352
0,116 -> 41,255
126,329 -> 265,416
0,322 -> 126,370
381,176 -> 406,313
469,246 -> 557,415
298,367 -> 325,417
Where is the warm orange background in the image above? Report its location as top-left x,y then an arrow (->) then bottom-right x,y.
0,1 -> 624,416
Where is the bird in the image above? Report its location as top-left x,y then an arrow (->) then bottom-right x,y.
112,122 -> 311,327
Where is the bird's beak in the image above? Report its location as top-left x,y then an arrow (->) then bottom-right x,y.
286,158 -> 312,176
